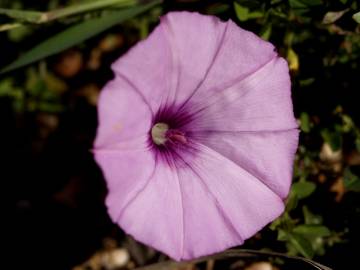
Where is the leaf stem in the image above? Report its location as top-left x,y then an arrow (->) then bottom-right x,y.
0,0 -> 137,24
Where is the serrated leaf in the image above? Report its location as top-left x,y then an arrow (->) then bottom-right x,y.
288,233 -> 315,258
1,1 -> 160,74
292,181 -> 316,199
293,225 -> 331,237
353,12 -> 360,23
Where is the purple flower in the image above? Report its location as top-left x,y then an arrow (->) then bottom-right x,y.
93,11 -> 299,261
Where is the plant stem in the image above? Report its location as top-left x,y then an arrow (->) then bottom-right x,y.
0,0 -> 138,24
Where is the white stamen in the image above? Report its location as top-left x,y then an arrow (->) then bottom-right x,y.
151,122 -> 169,145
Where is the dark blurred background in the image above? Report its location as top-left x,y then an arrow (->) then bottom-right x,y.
1,0 -> 360,269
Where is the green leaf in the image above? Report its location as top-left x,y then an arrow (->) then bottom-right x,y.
353,12 -> 360,23
322,9 -> 349,24
206,3 -> 230,15
289,0 -> 322,9
234,2 -> 249,21
300,112 -> 311,133
0,22 -> 23,32
234,2 -> 262,21
269,217 -> 282,230
288,233 -> 315,258
343,168 -> 360,192
0,9 -> 45,23
0,0 -> 136,24
0,78 -> 14,96
321,129 -> 342,151
1,1 -> 161,74
356,137 -> 360,153
260,23 -> 272,40
234,0 -> 262,9
303,206 -> 323,225
293,225 -> 331,238
8,24 -> 33,42
299,77 -> 315,86
289,0 -> 322,15
285,191 -> 298,211
248,11 -> 263,19
341,114 -> 354,133
277,229 -> 289,241
292,181 -> 316,199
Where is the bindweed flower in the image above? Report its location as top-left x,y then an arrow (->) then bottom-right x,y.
93,11 -> 299,261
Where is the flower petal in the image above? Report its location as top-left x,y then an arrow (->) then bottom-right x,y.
175,17 -> 277,108
116,159 -> 184,260
176,161 -> 244,260
111,12 -> 276,111
180,142 -> 285,242
94,76 -> 152,149
111,21 -> 173,113
192,129 -> 299,199
112,11 -> 228,110
95,11 -> 299,261
199,19 -> 276,91
159,12 -> 227,104
94,148 -> 156,223
187,57 -> 297,132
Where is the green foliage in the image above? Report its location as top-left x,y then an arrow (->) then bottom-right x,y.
321,129 -> 342,151
271,162 -> 338,260
1,1 -> 161,73
233,2 -> 263,22
344,168 -> 360,192
293,225 -> 331,238
0,66 -> 65,113
0,8 -> 45,23
288,233 -> 315,258
322,9 -> 349,24
0,0 -> 136,23
353,11 -> 360,23
300,112 -> 311,133
292,181 -> 316,199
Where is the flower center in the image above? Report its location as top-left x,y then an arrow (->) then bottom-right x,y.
151,122 -> 187,146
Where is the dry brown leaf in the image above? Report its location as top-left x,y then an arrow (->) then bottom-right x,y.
330,177 -> 346,202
